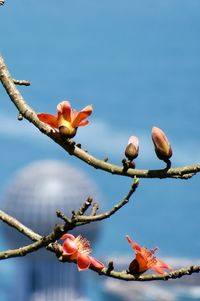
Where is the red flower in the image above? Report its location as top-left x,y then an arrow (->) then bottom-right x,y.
125,136 -> 139,160
37,101 -> 92,138
126,235 -> 172,274
152,127 -> 172,162
61,233 -> 104,271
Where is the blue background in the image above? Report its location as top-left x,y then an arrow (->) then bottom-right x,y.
0,1 -> 200,300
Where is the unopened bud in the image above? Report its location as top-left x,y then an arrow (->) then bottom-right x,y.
152,127 -> 172,162
125,136 -> 139,160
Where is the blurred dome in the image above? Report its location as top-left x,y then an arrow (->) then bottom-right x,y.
2,160 -> 100,249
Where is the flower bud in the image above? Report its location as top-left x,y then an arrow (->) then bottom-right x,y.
59,126 -> 77,138
152,127 -> 172,162
125,136 -> 139,160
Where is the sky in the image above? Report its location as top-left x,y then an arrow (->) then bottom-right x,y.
0,1 -> 200,300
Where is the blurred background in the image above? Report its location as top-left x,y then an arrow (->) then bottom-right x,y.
0,1 -> 200,300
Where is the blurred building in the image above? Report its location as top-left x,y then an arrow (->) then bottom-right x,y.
1,160 -> 101,301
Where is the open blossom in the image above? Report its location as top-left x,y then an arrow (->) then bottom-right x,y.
37,100 -> 93,138
61,233 -> 104,271
126,235 -> 172,274
125,136 -> 139,161
151,127 -> 172,162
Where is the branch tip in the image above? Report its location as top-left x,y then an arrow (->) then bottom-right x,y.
56,211 -> 71,224
91,202 -> 99,216
18,113 -> 23,121
106,261 -> 114,274
13,79 -> 31,86
76,197 -> 93,216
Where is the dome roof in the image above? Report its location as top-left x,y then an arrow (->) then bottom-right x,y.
2,160 -> 100,248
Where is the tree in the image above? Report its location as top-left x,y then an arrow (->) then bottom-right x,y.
0,0 -> 199,285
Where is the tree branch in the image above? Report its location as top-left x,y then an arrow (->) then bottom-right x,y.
0,55 -> 199,180
98,264 -> 200,281
0,209 -> 199,282
0,209 -> 76,262
0,210 -> 74,260
0,210 -> 41,241
57,253 -> 200,281
73,177 -> 139,223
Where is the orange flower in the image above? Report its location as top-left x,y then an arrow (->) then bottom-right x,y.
126,235 -> 172,274
61,233 -> 104,271
37,101 -> 92,138
152,127 -> 172,162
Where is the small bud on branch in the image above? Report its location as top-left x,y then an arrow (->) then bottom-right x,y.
125,136 -> 139,161
152,127 -> 172,163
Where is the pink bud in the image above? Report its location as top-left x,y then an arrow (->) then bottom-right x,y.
125,136 -> 139,160
152,127 -> 172,162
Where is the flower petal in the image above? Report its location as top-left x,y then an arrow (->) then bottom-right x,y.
135,253 -> 148,273
71,105 -> 93,128
125,136 -> 139,160
126,235 -> 141,252
62,238 -> 78,255
77,253 -> 91,271
152,265 -> 165,274
60,233 -> 75,241
156,259 -> 173,271
128,136 -> 139,149
37,113 -> 58,128
78,120 -> 89,127
89,256 -> 105,270
57,101 -> 71,122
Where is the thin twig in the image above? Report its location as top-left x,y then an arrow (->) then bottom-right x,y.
76,197 -> 93,215
13,79 -> 31,86
74,178 -> 139,223
91,202 -> 99,216
56,210 -> 72,224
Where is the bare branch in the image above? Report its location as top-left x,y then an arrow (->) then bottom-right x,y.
0,210 -> 73,260
76,197 -> 93,215
0,240 -> 46,260
91,202 -> 99,216
0,56 -> 52,134
74,178 -> 139,223
56,210 -> 72,224
13,79 -> 31,86
0,210 -> 41,241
